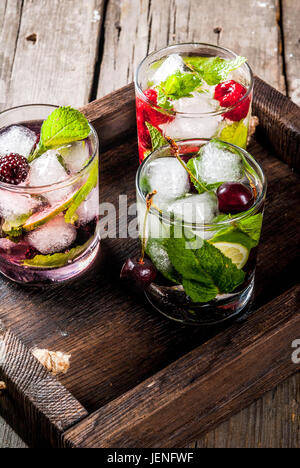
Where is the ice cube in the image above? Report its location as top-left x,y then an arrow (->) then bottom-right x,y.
167,192 -> 218,224
144,157 -> 190,208
192,140 -> 244,184
28,150 -> 71,204
58,140 -> 90,174
0,189 -> 41,221
26,215 -> 77,255
0,125 -> 37,158
0,238 -> 20,250
76,188 -> 99,225
147,239 -> 174,278
159,92 -> 222,139
151,54 -> 186,84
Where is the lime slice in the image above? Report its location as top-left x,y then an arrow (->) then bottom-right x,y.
212,242 -> 249,269
23,192 -> 76,232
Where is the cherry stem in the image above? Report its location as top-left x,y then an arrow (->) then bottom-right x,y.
165,136 -> 208,192
140,190 -> 157,264
246,173 -> 257,201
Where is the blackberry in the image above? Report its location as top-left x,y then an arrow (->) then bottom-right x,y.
0,153 -> 29,185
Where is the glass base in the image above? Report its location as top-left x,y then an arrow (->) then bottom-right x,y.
145,275 -> 255,326
0,236 -> 100,286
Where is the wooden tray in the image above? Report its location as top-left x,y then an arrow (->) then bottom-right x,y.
0,77 -> 299,448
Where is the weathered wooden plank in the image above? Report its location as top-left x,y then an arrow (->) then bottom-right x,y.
0,0 -> 23,110
253,76 -> 300,172
0,416 -> 27,448
0,0 -> 105,110
0,321 -> 88,447
63,286 -> 300,448
282,0 -> 300,105
192,372 -> 300,448
97,0 -> 284,98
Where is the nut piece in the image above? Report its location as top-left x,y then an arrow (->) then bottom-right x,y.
0,381 -> 6,391
32,348 -> 71,376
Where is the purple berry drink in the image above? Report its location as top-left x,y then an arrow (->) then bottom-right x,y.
135,138 -> 267,326
0,105 -> 100,285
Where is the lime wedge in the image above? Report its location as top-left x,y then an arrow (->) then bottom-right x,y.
212,242 -> 249,269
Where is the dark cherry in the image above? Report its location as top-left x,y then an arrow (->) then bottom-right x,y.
120,257 -> 157,289
217,182 -> 254,214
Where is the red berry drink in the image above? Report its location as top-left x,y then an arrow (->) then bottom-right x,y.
0,105 -> 100,285
135,43 -> 253,163
135,138 -> 266,326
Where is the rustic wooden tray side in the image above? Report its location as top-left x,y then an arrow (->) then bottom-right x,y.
0,78 -> 299,448
63,286 -> 299,448
0,321 -> 87,448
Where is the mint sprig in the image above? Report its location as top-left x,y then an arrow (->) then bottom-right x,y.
156,71 -> 202,110
184,56 -> 247,86
28,106 -> 90,162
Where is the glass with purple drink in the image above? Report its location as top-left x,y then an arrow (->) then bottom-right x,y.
0,104 -> 100,285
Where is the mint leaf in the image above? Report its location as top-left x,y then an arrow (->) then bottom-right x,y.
220,121 -> 248,149
182,278 -> 219,303
166,229 -> 245,302
195,241 -> 245,293
184,56 -> 247,85
22,242 -> 89,268
237,213 -> 263,245
211,213 -> 263,248
64,158 -> 98,224
145,122 -> 168,151
29,106 -> 90,162
156,71 -> 202,109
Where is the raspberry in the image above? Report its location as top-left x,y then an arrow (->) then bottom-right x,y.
214,80 -> 250,122
0,153 -> 29,185
25,246 -> 39,259
136,88 -> 174,162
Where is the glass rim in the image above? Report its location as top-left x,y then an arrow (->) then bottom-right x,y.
134,42 -> 254,117
0,103 -> 99,193
136,138 -> 267,230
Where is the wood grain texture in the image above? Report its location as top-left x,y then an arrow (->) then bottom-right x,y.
0,0 -> 23,109
192,372 -> 300,448
253,76 -> 300,172
97,0 -> 284,97
0,0 -> 105,110
282,0 -> 300,105
63,286 -> 300,448
0,416 -> 27,448
0,321 -> 88,447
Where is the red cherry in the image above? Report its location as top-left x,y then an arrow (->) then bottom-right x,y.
120,257 -> 157,289
217,182 -> 254,214
214,80 -> 251,121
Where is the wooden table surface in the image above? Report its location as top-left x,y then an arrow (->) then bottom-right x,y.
0,0 -> 299,449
